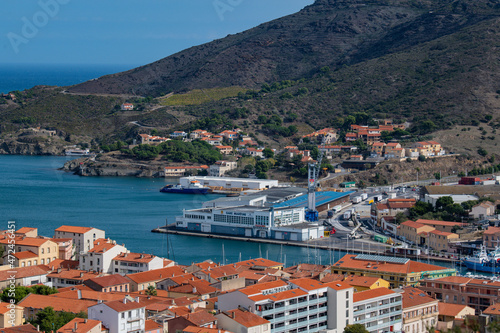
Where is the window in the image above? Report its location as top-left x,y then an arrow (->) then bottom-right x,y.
41,259 -> 44,265
48,247 -> 50,253
41,248 -> 44,254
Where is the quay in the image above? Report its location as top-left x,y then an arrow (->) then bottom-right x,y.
151,226 -> 458,265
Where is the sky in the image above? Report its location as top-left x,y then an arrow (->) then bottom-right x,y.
0,0 -> 314,67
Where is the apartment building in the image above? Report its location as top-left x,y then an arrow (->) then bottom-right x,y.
400,287 -> 438,333
79,239 -> 127,274
88,296 -> 146,333
353,288 -> 402,333
125,266 -> 186,291
371,198 -> 416,225
0,302 -> 24,328
483,227 -> 500,250
57,318 -> 102,333
84,274 -> 130,293
47,268 -> 101,288
0,236 -> 58,268
419,276 -> 500,314
218,278 -> 354,333
216,308 -> 271,333
112,252 -> 164,275
332,254 -> 456,288
54,226 -> 105,259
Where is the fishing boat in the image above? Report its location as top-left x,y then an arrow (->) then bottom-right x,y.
160,180 -> 210,194
462,246 -> 500,273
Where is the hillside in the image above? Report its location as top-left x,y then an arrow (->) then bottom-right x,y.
67,0 -> 500,97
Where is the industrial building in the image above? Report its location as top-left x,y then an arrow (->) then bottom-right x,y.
273,191 -> 354,214
179,176 -> 279,190
175,205 -> 324,241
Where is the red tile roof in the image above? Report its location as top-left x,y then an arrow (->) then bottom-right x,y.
19,294 -> 96,313
288,278 -> 326,291
13,251 -> 38,260
0,265 -> 50,281
103,298 -> 145,312
200,265 -> 239,280
223,308 -> 269,327
239,280 -> 288,296
400,287 -> 436,308
483,303 -> 500,316
322,281 -> 354,291
182,309 -> 217,326
50,290 -> 125,302
55,226 -> 93,234
249,288 -> 308,302
145,319 -> 162,332
415,219 -> 467,228
353,287 -> 396,303
57,318 -> 101,333
235,258 -> 283,268
84,274 -> 129,288
438,302 -> 472,317
47,259 -> 79,270
15,227 -> 37,235
0,324 -> 39,333
0,302 -> 22,315
428,276 -> 471,284
47,269 -> 100,281
343,275 -> 384,288
126,266 -> 186,284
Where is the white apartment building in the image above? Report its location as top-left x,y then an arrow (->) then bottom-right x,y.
400,287 -> 438,333
112,252 -> 164,275
209,161 -> 238,177
218,278 -> 353,333
353,288 -> 403,333
54,225 -> 105,259
88,296 -> 145,333
79,240 -> 127,274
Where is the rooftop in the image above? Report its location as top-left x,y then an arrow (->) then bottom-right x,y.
84,274 -> 129,288
113,252 -> 158,263
55,225 -> 95,234
103,297 -> 145,312
400,287 -> 437,308
273,191 -> 354,209
222,308 -> 269,327
57,318 -> 101,333
353,287 -> 397,303
126,266 -> 185,284
438,302 -> 472,317
19,294 -> 96,313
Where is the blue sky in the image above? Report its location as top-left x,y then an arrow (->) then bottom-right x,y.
1,0 -> 313,66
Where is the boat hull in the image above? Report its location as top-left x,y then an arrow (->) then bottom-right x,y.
463,260 -> 500,273
160,187 -> 209,194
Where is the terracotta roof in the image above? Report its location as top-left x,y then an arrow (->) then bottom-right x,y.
48,269 -> 100,281
50,290 -> 125,302
438,302 -> 472,317
103,298 -> 145,312
400,221 -> 426,229
426,276 -> 471,284
88,240 -> 117,254
353,287 -> 396,303
288,278 -> 326,291
239,280 -> 288,296
0,324 -> 39,333
47,259 -> 79,270
483,303 -> 500,316
343,275 -> 384,288
415,219 -> 467,227
200,265 -> 239,280
0,265 -> 50,281
55,226 -> 94,234
0,302 -> 22,314
126,266 -> 186,284
84,274 -> 129,288
483,227 -> 500,235
145,320 -> 162,332
15,227 -> 37,234
183,309 -> 217,326
322,281 -> 354,291
0,236 -> 50,247
400,287 -> 436,308
320,273 -> 345,283
237,270 -> 266,281
429,230 -> 455,237
223,308 -> 269,327
183,326 -> 229,333
249,288 -> 308,302
19,294 -> 96,313
12,251 -> 38,260
170,280 -> 217,296
235,258 -> 283,268
57,318 -> 101,333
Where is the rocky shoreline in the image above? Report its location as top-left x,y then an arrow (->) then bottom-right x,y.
0,138 -> 66,155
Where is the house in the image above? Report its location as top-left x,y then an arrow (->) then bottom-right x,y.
0,302 -> 24,328
83,274 -> 130,293
126,266 -> 186,292
215,146 -> 233,155
243,148 -> 263,158
342,275 -> 390,292
219,130 -> 239,141
332,254 -> 455,288
384,142 -> 405,158
414,219 -> 467,233
353,288 -> 402,333
0,265 -> 51,289
88,296 -> 146,333
437,302 -> 475,332
20,294 -> 97,319
0,235 -> 59,268
470,201 -> 496,219
79,239 -> 127,274
53,226 -> 105,260
112,252 -> 164,275
209,161 -> 238,177
428,230 -> 459,252
483,227 -> 500,250
216,308 -> 270,333
412,141 -> 445,157
138,134 -> 170,145
47,268 -> 101,288
15,227 -> 38,238
302,128 -> 338,144
168,309 -> 218,333
163,165 -> 209,177
398,221 -> 435,246
207,136 -> 223,146
400,287 -> 438,333
121,103 -> 134,111
57,318 -> 102,333
318,145 -> 358,156
50,238 -> 74,260
190,130 -> 210,140
193,264 -> 239,284
170,131 -> 188,139
371,198 -> 416,225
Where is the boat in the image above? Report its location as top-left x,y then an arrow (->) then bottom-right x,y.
160,180 -> 210,194
65,148 -> 92,156
462,246 -> 500,273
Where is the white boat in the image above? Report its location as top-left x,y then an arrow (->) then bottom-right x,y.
65,148 -> 92,156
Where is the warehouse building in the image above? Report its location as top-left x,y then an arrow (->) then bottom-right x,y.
179,176 -> 279,190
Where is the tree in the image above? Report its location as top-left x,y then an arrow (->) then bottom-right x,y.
395,212 -> 408,224
145,285 -> 157,296
263,148 -> 274,159
488,320 -> 500,333
28,307 -> 86,333
436,196 -> 454,210
344,324 -> 369,333
478,147 -> 488,157
418,155 -> 426,162
434,172 -> 441,180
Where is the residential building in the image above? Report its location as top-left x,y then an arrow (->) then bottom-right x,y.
219,130 -> 239,141
215,146 -> 233,155
170,131 -> 188,139
235,258 -> 284,271
51,238 -> 74,260
47,268 -> 101,288
112,252 -> 164,275
0,324 -> 39,333
318,145 -> 357,156
414,219 -> 467,233
88,296 -> 146,333
470,202 -> 496,219
15,227 -> 38,238
343,275 -> 390,292
483,227 -> 500,250
125,266 -> 186,292
423,194 -> 479,207
411,141 -> 445,157
0,265 -> 50,289
419,276 -> 500,314
163,165 -> 209,177
84,274 -> 130,293
218,278 -> 354,333
482,303 -> 500,321
54,226 -> 105,260
0,302 -> 24,328
400,287 -> 438,333
168,309 -> 218,333
428,230 -> 459,252
384,142 -> 405,158
353,288 -> 402,333
216,308 -> 270,333
193,264 -> 239,284
20,294 -> 96,319
206,136 -> 223,146
332,254 -> 456,288
437,303 -> 475,332
0,236 -> 58,267
398,221 -> 435,246
243,148 -> 264,158
138,134 -> 170,145
79,239 -> 127,274
209,161 -> 238,177
57,318 -> 102,333
121,103 -> 134,111
190,130 -> 211,140
371,198 -> 416,225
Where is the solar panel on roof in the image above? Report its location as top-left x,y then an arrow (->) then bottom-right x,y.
419,293 -> 426,297
355,254 -> 410,265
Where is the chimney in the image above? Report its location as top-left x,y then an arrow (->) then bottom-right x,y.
123,297 -> 127,304
232,311 -> 235,319
77,289 -> 82,299
80,272 -> 84,278
140,254 -> 144,259
84,319 -> 87,324
135,297 -> 140,303
73,321 -> 78,332
57,267 -> 62,273
37,325 -> 40,332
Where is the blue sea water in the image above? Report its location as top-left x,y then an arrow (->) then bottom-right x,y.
0,63 -> 138,94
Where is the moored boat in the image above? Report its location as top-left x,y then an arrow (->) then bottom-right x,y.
462,246 -> 500,273
160,180 -> 210,194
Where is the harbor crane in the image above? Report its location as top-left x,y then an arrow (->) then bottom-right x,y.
305,151 -> 324,222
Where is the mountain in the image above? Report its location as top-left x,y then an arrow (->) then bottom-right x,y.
68,0 -> 500,97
